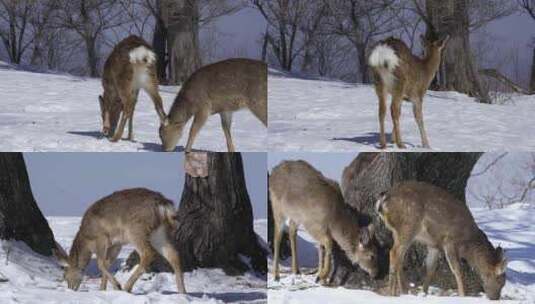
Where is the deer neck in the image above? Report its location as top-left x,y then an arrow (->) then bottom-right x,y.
422,51 -> 442,86
329,204 -> 359,255
69,232 -> 92,271
459,234 -> 496,279
168,91 -> 194,125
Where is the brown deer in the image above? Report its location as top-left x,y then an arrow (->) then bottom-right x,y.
99,35 -> 168,142
270,160 -> 378,284
159,58 -> 267,152
54,188 -> 186,294
368,34 -> 449,149
376,181 -> 507,300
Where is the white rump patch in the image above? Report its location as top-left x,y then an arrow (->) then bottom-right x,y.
368,44 -> 399,70
129,46 -> 156,65
149,225 -> 168,256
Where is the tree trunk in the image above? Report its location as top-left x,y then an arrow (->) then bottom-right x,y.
0,153 -> 56,256
163,0 -> 202,85
357,45 -> 371,84
127,153 -> 267,276
426,0 -> 490,103
152,0 -> 168,83
530,47 -> 535,93
85,36 -> 99,77
329,152 -> 483,295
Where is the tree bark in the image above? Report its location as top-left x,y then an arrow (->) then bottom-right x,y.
163,0 -> 202,85
152,0 -> 168,83
329,152 -> 483,295
84,36 -> 99,77
127,153 -> 267,276
530,47 -> 535,93
426,0 -> 490,103
0,153 -> 56,256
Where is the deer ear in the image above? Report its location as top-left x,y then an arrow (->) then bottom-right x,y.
439,35 -> 450,48
98,95 -> 104,110
495,247 -> 507,275
359,226 -> 372,245
52,243 -> 69,268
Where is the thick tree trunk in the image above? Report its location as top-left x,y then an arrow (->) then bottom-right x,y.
152,0 -> 168,83
530,47 -> 535,93
163,0 -> 202,85
329,152 -> 483,295
426,0 -> 490,103
0,153 -> 56,256
85,36 -> 99,77
127,153 -> 267,276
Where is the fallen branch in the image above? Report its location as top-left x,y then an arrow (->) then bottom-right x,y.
480,69 -> 532,95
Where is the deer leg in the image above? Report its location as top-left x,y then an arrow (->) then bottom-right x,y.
318,237 -> 333,285
157,240 -> 186,293
95,243 -> 122,290
444,244 -> 465,297
288,220 -> 300,275
389,238 -> 403,296
110,91 -> 134,142
220,112 -> 236,152
412,99 -> 430,148
100,244 -> 122,290
272,212 -> 284,282
423,247 -> 440,294
124,243 -> 156,293
375,85 -> 388,149
185,111 -> 209,152
128,89 -> 140,141
396,244 -> 410,295
145,83 -> 167,124
317,245 -> 325,275
390,94 -> 406,149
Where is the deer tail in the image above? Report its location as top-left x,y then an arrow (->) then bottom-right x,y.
129,46 -> 156,65
368,44 -> 399,71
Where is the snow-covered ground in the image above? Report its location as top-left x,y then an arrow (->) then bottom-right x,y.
268,204 -> 535,304
268,70 -> 535,151
0,217 -> 267,304
0,62 -> 266,152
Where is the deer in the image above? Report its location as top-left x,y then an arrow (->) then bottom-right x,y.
368,32 -> 450,149
99,35 -> 168,142
376,181 -> 507,300
269,160 -> 378,285
159,58 -> 267,152
54,188 -> 186,294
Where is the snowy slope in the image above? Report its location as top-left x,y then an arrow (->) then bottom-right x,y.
0,217 -> 267,304
267,205 -> 535,304
0,62 -> 266,152
268,70 -> 535,151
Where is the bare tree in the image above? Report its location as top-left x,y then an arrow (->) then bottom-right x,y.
53,0 -> 127,77
0,0 -> 34,64
519,0 -> 535,92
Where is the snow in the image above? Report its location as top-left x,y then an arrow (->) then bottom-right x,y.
267,205 -> 535,304
0,61 -> 266,152
268,70 -> 535,151
0,217 -> 267,304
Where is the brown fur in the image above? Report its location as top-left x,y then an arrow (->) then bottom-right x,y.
377,181 -> 507,299
100,35 -> 167,142
159,58 -> 267,152
55,188 -> 185,293
269,160 -> 378,284
370,35 -> 449,149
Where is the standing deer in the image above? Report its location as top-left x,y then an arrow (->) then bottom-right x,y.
376,181 -> 507,300
159,58 -> 267,152
270,160 -> 378,284
99,35 -> 167,142
368,34 -> 449,149
54,188 -> 186,294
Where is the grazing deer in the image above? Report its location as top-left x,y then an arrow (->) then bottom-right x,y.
54,188 -> 186,294
159,58 -> 267,152
368,34 -> 449,149
376,181 -> 507,300
99,35 -> 167,142
270,160 -> 378,284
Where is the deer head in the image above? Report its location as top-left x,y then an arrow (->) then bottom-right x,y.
480,246 -> 507,300
98,95 -> 122,137
53,243 -> 84,291
351,224 -> 379,278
